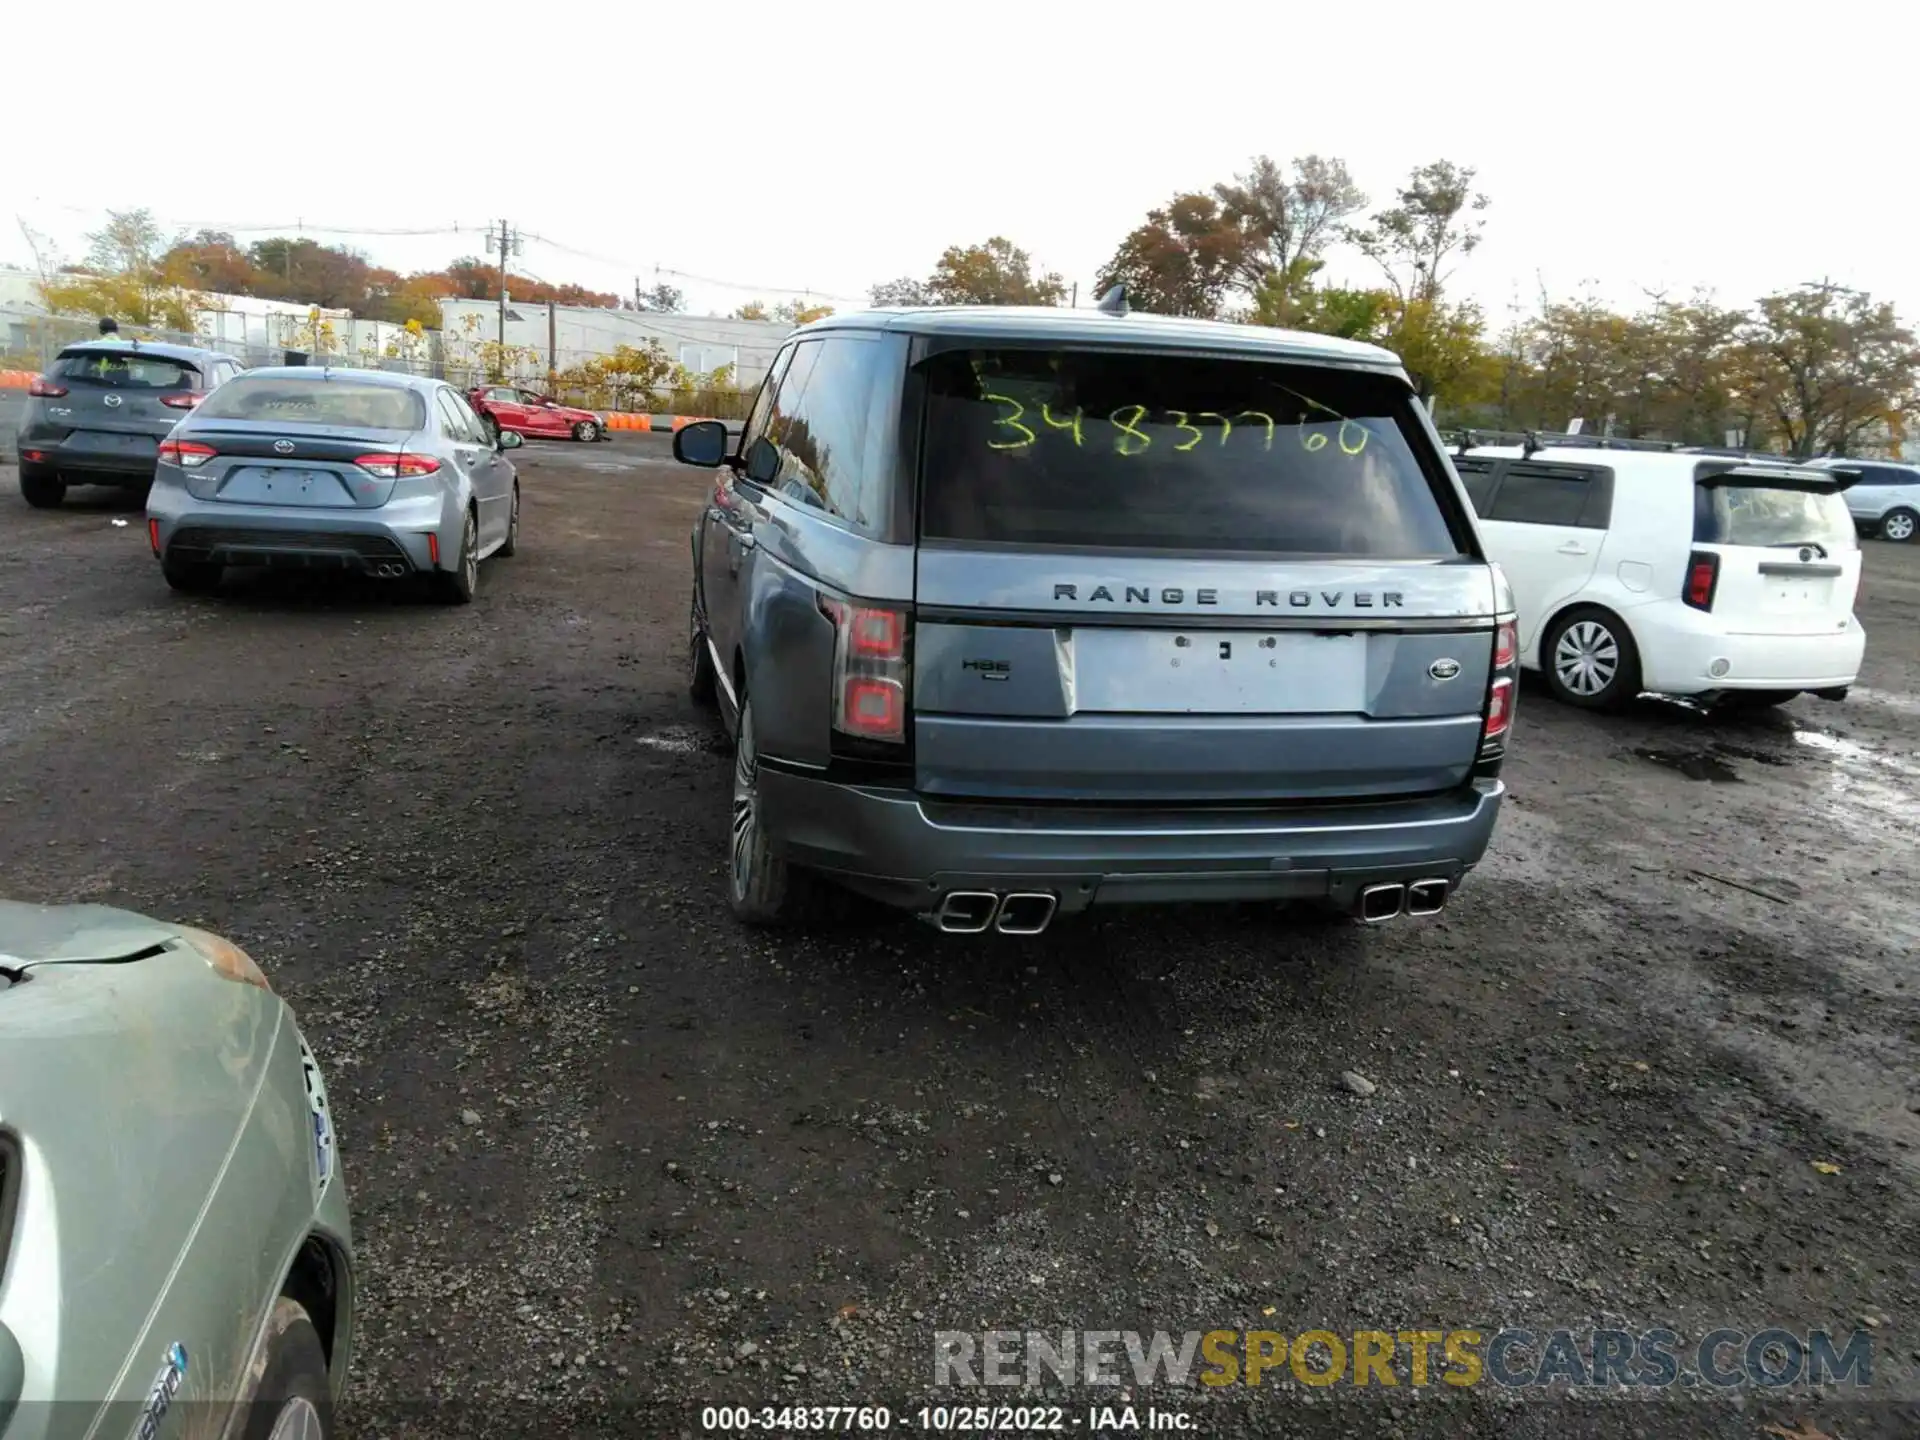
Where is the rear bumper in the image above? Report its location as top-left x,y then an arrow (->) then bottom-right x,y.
16,425 -> 162,482
1631,604 -> 1866,692
756,767 -> 1505,915
146,491 -> 452,573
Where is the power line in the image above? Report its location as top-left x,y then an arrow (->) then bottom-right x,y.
519,229 -> 863,303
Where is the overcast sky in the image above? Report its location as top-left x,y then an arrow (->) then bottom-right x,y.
10,0 -> 1915,327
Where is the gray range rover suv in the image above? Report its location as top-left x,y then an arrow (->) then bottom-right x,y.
675,301 -> 1517,933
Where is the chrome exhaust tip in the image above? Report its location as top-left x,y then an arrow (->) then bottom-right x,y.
936,891 -> 1000,933
1356,882 -> 1406,924
1405,878 -> 1450,917
995,892 -> 1057,935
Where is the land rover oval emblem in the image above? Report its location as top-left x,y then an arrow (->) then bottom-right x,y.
1429,658 -> 1462,681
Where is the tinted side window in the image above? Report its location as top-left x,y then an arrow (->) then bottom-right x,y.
741,347 -> 795,453
446,391 -> 488,442
1453,457 -> 1497,515
760,337 -> 885,532
1486,464 -> 1593,527
436,391 -> 475,441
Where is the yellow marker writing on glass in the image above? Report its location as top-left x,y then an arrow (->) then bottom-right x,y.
983,392 -> 1036,450
1110,404 -> 1152,456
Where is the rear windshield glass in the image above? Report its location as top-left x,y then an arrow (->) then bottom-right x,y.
1694,483 -> 1858,551
917,348 -> 1462,555
52,351 -> 198,389
194,376 -> 425,430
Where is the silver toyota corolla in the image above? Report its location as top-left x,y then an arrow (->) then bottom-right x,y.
145,367 -> 523,604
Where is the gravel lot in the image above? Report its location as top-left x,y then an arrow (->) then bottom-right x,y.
2,440 -> 1916,1439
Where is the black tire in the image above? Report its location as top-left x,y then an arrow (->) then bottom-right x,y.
436,510 -> 478,605
728,696 -> 814,925
572,420 -> 599,442
687,586 -> 717,706
237,1297 -> 333,1440
498,483 -> 519,557
161,556 -> 222,595
20,467 -> 64,509
1879,507 -> 1917,543
1540,606 -> 1642,711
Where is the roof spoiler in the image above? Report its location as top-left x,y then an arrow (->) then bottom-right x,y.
1697,461 -> 1860,492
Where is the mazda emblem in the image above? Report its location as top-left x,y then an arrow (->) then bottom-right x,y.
103,394 -> 122,408
1429,658 -> 1462,680
273,440 -> 295,454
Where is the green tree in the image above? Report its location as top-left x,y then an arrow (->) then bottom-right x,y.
869,276 -> 929,307
39,207 -> 198,330
634,282 -> 684,313
159,229 -> 259,295
1095,194 -> 1253,318
925,237 -> 1066,307
1349,160 -> 1490,305
1214,154 -> 1366,293
773,299 -> 835,325
732,300 -> 770,320
1735,284 -> 1920,457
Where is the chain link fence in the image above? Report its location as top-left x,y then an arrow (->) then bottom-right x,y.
0,304 -> 757,458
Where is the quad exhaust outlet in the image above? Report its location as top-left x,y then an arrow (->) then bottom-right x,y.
1355,877 -> 1451,924
932,890 -> 1058,935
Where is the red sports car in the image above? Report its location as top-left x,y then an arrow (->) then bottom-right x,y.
468,385 -> 608,442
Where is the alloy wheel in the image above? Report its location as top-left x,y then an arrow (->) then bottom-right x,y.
1886,511 -> 1916,541
730,704 -> 759,900
267,1397 -> 324,1440
1554,619 -> 1619,697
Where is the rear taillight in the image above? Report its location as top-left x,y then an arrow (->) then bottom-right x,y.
159,393 -> 202,409
157,439 -> 215,468
1684,551 -> 1719,611
819,593 -> 909,744
22,450 -> 46,463
354,453 -> 440,478
1483,677 -> 1514,741
1493,619 -> 1517,669
1478,616 -> 1520,767
28,377 -> 66,398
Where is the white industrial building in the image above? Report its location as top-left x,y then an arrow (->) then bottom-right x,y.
436,298 -> 793,387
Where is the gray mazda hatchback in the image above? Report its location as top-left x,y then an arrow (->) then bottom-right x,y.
674,296 -> 1517,933
18,339 -> 244,508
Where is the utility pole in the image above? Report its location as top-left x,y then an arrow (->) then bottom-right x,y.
548,302 -> 558,388
487,219 -> 520,351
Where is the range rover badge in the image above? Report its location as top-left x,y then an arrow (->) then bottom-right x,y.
1429,658 -> 1462,680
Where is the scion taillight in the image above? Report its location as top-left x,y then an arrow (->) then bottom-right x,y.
819,593 -> 909,745
157,439 -> 216,468
28,377 -> 67,398
1684,551 -> 1720,611
354,453 -> 440,478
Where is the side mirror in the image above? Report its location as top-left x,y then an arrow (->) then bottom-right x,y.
673,419 -> 729,468
498,429 -> 524,450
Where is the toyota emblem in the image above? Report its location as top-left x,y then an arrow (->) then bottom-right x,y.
103,394 -> 122,407
1429,658 -> 1462,681
273,440 -> 295,454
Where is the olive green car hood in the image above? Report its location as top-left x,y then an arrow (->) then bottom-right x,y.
0,900 -> 189,968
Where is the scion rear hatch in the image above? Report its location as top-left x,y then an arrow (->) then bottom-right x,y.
1688,463 -> 1861,636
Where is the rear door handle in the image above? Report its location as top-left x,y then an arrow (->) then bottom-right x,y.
736,532 -> 757,551
1556,542 -> 1588,555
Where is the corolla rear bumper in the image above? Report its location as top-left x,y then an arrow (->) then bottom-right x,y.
146,491 -> 455,573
